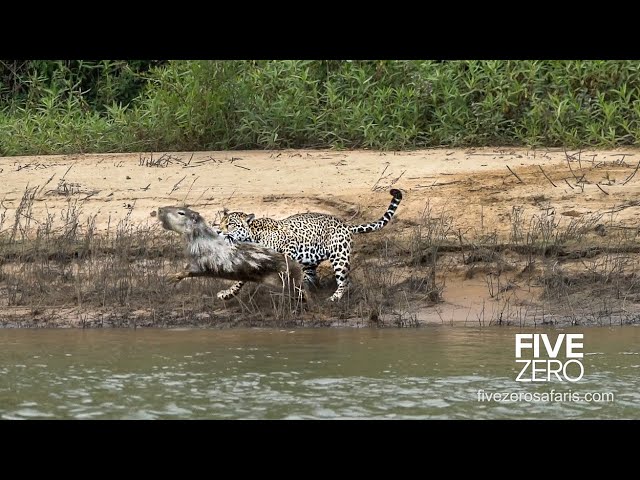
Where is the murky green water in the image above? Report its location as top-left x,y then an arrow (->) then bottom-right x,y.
0,327 -> 638,419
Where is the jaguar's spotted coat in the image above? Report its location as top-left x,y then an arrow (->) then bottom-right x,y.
217,189 -> 403,301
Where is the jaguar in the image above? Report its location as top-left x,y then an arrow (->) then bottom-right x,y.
217,189 -> 403,301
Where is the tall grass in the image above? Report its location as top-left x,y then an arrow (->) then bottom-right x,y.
3,60 -> 640,155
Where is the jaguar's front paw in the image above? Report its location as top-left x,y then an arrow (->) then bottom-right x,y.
216,289 -> 235,300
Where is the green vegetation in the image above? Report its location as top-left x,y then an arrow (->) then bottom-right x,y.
2,60 -> 640,155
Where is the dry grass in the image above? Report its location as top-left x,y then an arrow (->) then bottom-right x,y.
0,186 -> 445,328
3,177 -> 640,328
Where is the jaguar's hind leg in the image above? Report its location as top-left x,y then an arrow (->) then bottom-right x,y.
328,254 -> 351,302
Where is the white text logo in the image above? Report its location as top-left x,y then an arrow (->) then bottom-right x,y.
515,333 -> 584,382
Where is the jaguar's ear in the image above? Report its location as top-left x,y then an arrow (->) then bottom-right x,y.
246,213 -> 256,224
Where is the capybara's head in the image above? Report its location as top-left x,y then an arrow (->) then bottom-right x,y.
155,206 -> 203,235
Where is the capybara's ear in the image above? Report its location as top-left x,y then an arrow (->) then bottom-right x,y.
222,207 -> 229,215
246,213 -> 256,224
189,211 -> 201,223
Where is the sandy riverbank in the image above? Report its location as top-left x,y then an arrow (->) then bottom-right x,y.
2,147 -> 640,327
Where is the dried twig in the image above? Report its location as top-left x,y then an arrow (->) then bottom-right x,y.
577,149 -> 582,170
61,165 -> 73,179
595,183 -> 609,195
182,176 -> 199,203
234,164 -> 251,171
602,200 -> 640,215
623,159 -> 640,185
192,187 -> 210,206
392,170 -> 406,185
564,149 -> 579,181
612,153 -> 627,166
371,163 -> 390,191
81,192 -> 98,201
506,165 -> 524,184
563,178 -> 575,190
538,165 -> 557,187
37,173 -> 56,196
168,175 -> 187,195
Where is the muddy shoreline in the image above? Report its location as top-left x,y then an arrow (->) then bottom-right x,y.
3,147 -> 640,328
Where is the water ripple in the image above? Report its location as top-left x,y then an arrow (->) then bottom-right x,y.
0,328 -> 639,419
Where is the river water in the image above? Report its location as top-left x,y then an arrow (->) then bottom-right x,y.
0,327 -> 638,419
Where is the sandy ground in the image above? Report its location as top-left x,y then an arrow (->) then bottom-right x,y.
2,147 -> 640,233
2,147 -> 640,327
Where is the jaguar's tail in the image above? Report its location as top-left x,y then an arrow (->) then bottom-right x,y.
350,189 -> 403,234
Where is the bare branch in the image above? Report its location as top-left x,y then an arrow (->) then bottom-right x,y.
506,165 -> 524,184
538,165 -> 557,187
